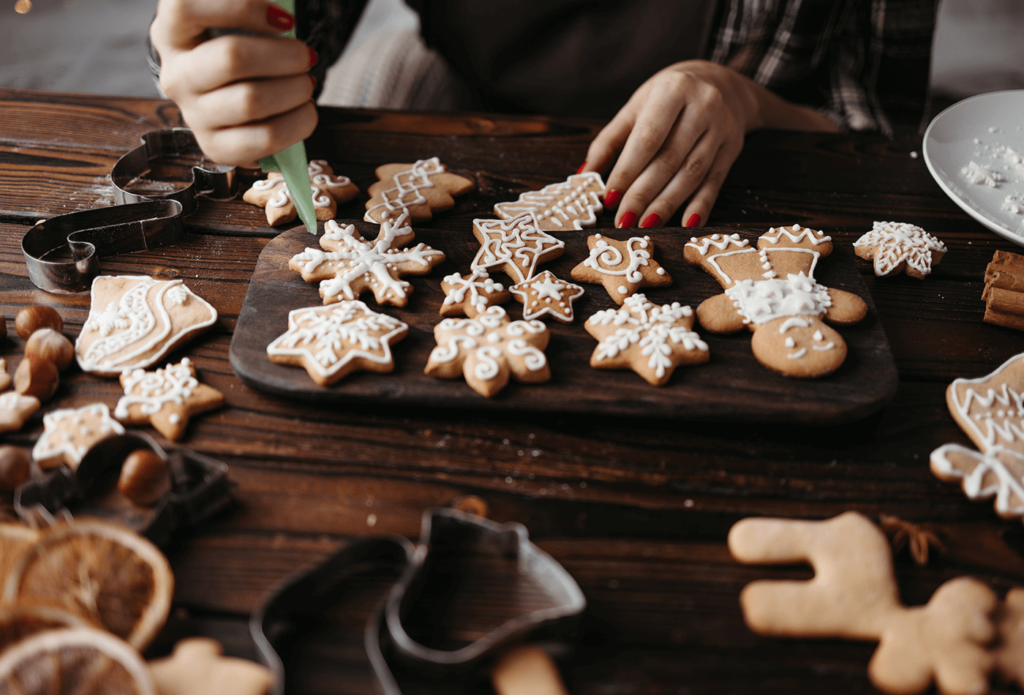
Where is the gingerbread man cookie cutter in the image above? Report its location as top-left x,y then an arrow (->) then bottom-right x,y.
22,128 -> 237,294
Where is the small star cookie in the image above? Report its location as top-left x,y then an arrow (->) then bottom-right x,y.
364,157 -> 474,224
440,270 -> 510,318
114,358 -> 224,442
0,391 -> 40,433
494,172 -> 605,231
149,638 -> 274,695
470,213 -> 565,284
853,221 -> 946,279
510,270 -> 584,323
571,234 -> 672,304
585,294 -> 709,386
289,215 -> 446,307
425,306 -> 550,398
267,300 -> 409,387
243,160 -> 359,226
32,403 -> 125,470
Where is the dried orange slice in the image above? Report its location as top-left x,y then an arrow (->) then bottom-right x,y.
2,520 -> 173,652
0,523 -> 39,589
0,605 -> 90,653
0,626 -> 156,694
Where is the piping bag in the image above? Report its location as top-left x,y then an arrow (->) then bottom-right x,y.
259,0 -> 317,234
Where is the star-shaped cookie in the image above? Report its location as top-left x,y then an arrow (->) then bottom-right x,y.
470,213 -> 565,284
267,300 -> 409,387
510,270 -> 585,323
571,234 -> 672,304
243,160 -> 359,226
364,157 -> 474,224
440,270 -> 510,318
853,221 -> 946,279
0,391 -> 40,433
114,358 -> 224,442
494,172 -> 606,231
32,403 -> 125,470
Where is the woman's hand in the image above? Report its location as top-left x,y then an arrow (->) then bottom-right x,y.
150,0 -> 317,168
582,60 -> 837,229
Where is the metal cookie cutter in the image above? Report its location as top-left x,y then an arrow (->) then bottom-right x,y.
22,128 -> 236,294
14,431 -> 232,548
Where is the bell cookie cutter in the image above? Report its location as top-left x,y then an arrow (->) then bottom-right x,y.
22,128 -> 236,294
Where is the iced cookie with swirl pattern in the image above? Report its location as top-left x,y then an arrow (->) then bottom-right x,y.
440,270 -> 511,318
114,358 -> 224,442
243,160 -> 359,226
494,172 -> 605,232
470,213 -> 565,284
570,234 -> 672,305
364,157 -> 474,224
75,276 -> 218,378
853,221 -> 946,279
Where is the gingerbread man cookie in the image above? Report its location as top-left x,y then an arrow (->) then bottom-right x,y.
425,306 -> 550,398
243,160 -> 359,226
510,270 -> 584,323
267,301 -> 409,386
584,294 -> 708,385
364,157 -> 474,224
684,226 -> 867,378
494,172 -> 606,231
0,392 -> 40,434
570,234 -> 672,305
149,637 -> 274,695
75,276 -> 218,377
729,511 -> 998,695
440,270 -> 510,318
289,214 -> 445,307
471,213 -> 565,284
32,403 -> 126,470
114,358 -> 224,441
853,221 -> 947,279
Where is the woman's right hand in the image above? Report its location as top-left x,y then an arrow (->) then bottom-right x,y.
150,0 -> 318,168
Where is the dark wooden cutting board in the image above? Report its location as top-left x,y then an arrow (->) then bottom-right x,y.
229,222 -> 898,424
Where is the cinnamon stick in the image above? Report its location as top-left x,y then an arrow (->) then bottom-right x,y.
983,251 -> 1024,330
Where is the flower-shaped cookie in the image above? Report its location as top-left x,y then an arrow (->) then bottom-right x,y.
853,221 -> 946,279
32,403 -> 125,470
494,172 -> 606,231
440,270 -> 510,318
243,160 -> 359,226
570,233 -> 671,304
510,270 -> 584,323
114,358 -> 224,441
470,213 -> 565,284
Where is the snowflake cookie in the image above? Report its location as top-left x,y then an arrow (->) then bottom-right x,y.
440,270 -> 510,318
364,157 -> 474,224
243,160 -> 359,226
114,358 -> 224,442
584,294 -> 708,386
853,221 -> 946,279
267,301 -> 409,387
510,270 -> 584,323
470,213 -> 565,284
32,403 -> 125,470
424,305 -> 550,398
570,233 -> 671,305
289,214 -> 445,307
0,391 -> 40,433
76,276 -> 218,378
494,172 -> 605,232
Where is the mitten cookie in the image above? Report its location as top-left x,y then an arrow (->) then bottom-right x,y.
364,157 -> 474,224
570,233 -> 671,305
471,213 -> 565,284
243,160 -> 359,226
853,221 -> 946,279
494,172 -> 605,231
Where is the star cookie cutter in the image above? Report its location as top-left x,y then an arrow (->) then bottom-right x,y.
14,431 -> 231,547
22,128 -> 237,294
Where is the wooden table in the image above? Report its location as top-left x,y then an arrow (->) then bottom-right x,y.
2,87 -> 1023,694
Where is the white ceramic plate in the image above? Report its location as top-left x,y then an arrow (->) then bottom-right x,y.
923,90 -> 1024,245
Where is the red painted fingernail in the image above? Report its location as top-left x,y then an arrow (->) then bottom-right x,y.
309,74 -> 317,89
617,211 -> 638,228
640,213 -> 661,229
604,189 -> 622,208
308,48 -> 318,67
685,213 -> 702,228
576,162 -> 587,175
267,4 -> 295,31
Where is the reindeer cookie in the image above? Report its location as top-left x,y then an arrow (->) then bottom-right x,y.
494,172 -> 605,232
364,157 -> 474,224
729,511 -> 999,695
684,226 -> 867,378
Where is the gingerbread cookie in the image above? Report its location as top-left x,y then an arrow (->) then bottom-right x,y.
149,637 -> 274,695
729,511 -> 998,695
0,392 -> 40,434
995,588 -> 1024,689
32,403 -> 125,470
570,234 -> 671,305
289,214 -> 445,307
114,358 -> 224,441
470,213 -> 565,284
440,270 -> 510,318
585,294 -> 708,386
853,221 -> 947,279
243,160 -> 359,226
494,172 -> 606,231
267,301 -> 409,387
510,270 -> 584,323
364,157 -> 474,224
76,276 -> 218,377
684,226 -> 867,378
424,306 -> 550,398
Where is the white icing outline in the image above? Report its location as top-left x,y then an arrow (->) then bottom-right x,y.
471,213 -> 565,283
852,221 -> 946,277
931,443 -> 1024,516
948,352 -> 1024,453
364,157 -> 449,222
495,172 -> 605,230
32,403 -> 125,466
428,306 -> 549,383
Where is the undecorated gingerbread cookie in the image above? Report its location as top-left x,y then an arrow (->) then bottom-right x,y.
471,213 -> 565,284
364,157 -> 474,224
570,233 -> 671,305
114,358 -> 224,441
243,160 -> 359,226
494,172 -> 606,231
440,270 -> 510,318
32,403 -> 125,470
149,637 -> 273,695
510,270 -> 584,323
853,221 -> 946,279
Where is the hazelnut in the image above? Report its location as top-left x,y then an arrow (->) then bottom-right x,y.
118,449 -> 171,507
15,306 -> 63,340
14,357 -> 59,402
0,446 -> 30,491
24,329 -> 74,371
0,358 -> 9,392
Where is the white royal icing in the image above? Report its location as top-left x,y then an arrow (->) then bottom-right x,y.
852,221 -> 946,277
471,212 -> 565,283
494,172 -> 606,230
442,270 -> 504,313
760,225 -> 831,247
582,236 -> 653,286
948,352 -> 1024,453
115,358 -> 198,420
32,403 -> 125,467
931,443 -> 1024,516
252,160 -> 351,209
429,306 -> 548,381
724,273 -> 832,326
364,157 -> 447,222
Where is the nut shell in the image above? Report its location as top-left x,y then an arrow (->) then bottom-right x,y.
24,329 -> 74,371
14,306 -> 62,340
14,357 -> 59,402
118,450 -> 171,507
